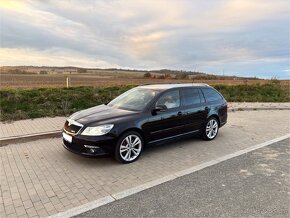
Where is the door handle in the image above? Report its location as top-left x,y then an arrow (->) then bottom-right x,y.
177,111 -> 183,116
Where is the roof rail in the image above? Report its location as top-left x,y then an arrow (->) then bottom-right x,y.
193,83 -> 210,86
138,82 -> 211,87
139,82 -> 180,86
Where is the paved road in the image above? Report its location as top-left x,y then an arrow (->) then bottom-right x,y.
79,139 -> 290,217
0,110 -> 289,217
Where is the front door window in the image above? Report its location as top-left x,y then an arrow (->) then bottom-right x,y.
156,90 -> 180,109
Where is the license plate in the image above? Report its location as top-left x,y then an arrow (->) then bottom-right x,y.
63,132 -> 72,143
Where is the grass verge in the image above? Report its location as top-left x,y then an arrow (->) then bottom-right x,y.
0,83 -> 289,121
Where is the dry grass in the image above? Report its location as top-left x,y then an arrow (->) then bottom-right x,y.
1,73 -> 288,88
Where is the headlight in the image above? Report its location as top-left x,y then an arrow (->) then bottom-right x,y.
81,124 -> 114,136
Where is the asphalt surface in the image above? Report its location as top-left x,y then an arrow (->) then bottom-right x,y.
77,138 -> 290,217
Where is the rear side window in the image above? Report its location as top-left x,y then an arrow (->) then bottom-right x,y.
202,88 -> 222,102
182,88 -> 201,106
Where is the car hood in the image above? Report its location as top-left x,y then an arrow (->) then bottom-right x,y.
69,104 -> 138,125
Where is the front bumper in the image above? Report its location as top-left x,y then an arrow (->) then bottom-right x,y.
62,132 -> 117,157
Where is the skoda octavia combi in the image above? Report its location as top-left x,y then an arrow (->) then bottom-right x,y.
62,83 -> 227,163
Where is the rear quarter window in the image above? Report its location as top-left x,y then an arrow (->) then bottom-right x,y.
202,88 -> 223,102
181,88 -> 201,106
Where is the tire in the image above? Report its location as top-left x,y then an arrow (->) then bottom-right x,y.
201,117 -> 219,141
114,131 -> 144,164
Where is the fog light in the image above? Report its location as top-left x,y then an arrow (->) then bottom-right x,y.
89,148 -> 95,153
84,145 -> 100,149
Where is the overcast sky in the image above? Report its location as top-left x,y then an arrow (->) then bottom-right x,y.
0,0 -> 289,79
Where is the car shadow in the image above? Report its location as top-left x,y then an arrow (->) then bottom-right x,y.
60,132 -> 224,166
144,134 -> 201,153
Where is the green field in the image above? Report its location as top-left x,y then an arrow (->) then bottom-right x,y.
0,83 -> 289,121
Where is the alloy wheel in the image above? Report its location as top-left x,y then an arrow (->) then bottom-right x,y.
206,119 -> 218,139
119,135 -> 142,162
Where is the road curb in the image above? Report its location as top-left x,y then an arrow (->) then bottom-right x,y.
228,107 -> 289,112
0,130 -> 61,147
0,107 -> 289,146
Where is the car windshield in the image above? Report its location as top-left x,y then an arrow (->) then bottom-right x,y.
108,88 -> 160,111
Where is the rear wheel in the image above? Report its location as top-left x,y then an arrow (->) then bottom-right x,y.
202,117 -> 219,140
115,131 -> 144,164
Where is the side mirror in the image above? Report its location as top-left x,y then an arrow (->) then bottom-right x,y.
154,104 -> 168,113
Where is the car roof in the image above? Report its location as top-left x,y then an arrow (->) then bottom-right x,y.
138,83 -> 210,90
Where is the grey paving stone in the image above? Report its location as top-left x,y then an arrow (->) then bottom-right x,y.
0,110 -> 289,217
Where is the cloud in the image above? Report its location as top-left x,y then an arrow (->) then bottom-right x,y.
0,0 -> 289,78
0,47 -> 119,68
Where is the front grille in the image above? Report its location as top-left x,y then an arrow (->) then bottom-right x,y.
64,120 -> 83,135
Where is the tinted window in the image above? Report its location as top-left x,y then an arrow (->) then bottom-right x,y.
202,88 -> 222,102
182,88 -> 201,106
156,89 -> 180,109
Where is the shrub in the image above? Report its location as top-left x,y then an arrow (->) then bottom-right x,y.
164,73 -> 172,79
144,72 -> 152,78
176,73 -> 189,80
0,83 -> 288,121
77,68 -> 87,73
0,85 -> 134,121
213,83 -> 289,102
157,75 -> 165,79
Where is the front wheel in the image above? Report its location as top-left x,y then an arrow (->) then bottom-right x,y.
114,131 -> 144,164
202,117 -> 219,140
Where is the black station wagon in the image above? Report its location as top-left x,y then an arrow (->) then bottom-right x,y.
63,83 -> 227,163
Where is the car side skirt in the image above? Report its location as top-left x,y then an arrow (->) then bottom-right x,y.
148,129 -> 200,144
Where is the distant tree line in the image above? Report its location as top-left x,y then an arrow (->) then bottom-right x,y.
144,72 -> 189,80
143,72 -> 268,81
77,68 -> 87,73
